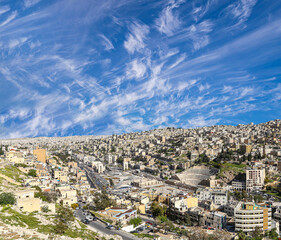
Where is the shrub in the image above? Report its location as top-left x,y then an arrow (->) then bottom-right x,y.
28,169 -> 37,177
0,192 -> 16,205
41,205 -> 50,213
71,203 -> 79,210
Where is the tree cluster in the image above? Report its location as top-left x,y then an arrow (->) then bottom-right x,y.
93,192 -> 115,210
150,201 -> 167,217
129,217 -> 142,227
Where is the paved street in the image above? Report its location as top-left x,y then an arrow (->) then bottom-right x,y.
76,209 -> 140,240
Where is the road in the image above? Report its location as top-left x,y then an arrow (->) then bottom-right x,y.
76,209 -> 140,240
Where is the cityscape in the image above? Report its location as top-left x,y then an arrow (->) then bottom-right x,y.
0,120 -> 281,239
0,0 -> 281,240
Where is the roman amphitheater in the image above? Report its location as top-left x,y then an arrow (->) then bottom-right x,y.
173,166 -> 219,187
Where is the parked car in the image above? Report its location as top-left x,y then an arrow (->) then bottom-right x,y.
82,219 -> 90,224
86,215 -> 93,221
106,224 -> 114,230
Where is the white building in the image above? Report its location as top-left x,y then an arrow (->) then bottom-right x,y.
198,188 -> 228,206
234,202 -> 272,233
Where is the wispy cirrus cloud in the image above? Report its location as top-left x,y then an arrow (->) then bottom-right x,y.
124,21 -> 149,54
0,6 -> 10,15
226,0 -> 257,28
0,0 -> 280,138
99,34 -> 114,51
155,0 -> 184,36
24,0 -> 42,8
0,11 -> 17,27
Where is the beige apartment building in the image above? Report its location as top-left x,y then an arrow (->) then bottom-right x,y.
33,148 -> 46,163
15,189 -> 41,213
246,168 -> 265,192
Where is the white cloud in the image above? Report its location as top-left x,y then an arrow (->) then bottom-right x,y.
0,6 -> 10,15
126,59 -> 147,80
227,0 -> 257,27
0,109 -> 30,124
188,20 -> 213,50
168,53 -> 186,69
124,22 -> 149,54
0,11 -> 17,27
29,40 -> 41,49
222,85 -> 233,93
9,37 -> 28,49
24,0 -> 41,8
239,87 -> 254,98
99,34 -> 114,51
177,79 -> 197,91
155,0 -> 184,36
187,116 -> 220,128
198,83 -> 210,92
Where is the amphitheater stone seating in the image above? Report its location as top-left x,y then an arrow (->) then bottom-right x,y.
174,166 -> 219,187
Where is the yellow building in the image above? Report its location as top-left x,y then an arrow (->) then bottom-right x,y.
33,148 -> 46,163
186,197 -> 198,208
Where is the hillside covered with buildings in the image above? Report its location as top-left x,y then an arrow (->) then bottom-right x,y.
0,120 -> 281,239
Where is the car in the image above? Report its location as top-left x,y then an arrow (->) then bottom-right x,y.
86,215 -> 93,221
137,226 -> 144,231
82,219 -> 90,224
106,224 -> 115,230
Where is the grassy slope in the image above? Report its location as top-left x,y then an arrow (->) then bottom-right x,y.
0,165 -> 24,182
217,163 -> 246,178
0,206 -> 99,239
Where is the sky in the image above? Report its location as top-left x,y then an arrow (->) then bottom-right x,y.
0,0 -> 281,138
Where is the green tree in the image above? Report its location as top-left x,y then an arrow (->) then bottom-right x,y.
129,217 -> 142,227
184,213 -> 191,225
109,178 -> 114,186
242,190 -> 247,199
0,192 -> 16,205
251,226 -> 263,240
268,228 -> 278,240
110,146 -> 116,152
238,230 -> 246,240
150,201 -> 166,217
254,195 -> 264,203
41,205 -> 50,213
157,215 -> 168,224
28,169 -> 37,177
117,157 -> 123,164
54,205 -> 74,234
0,146 -> 4,155
93,192 -> 115,210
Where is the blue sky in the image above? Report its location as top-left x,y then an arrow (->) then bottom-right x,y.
0,0 -> 281,138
